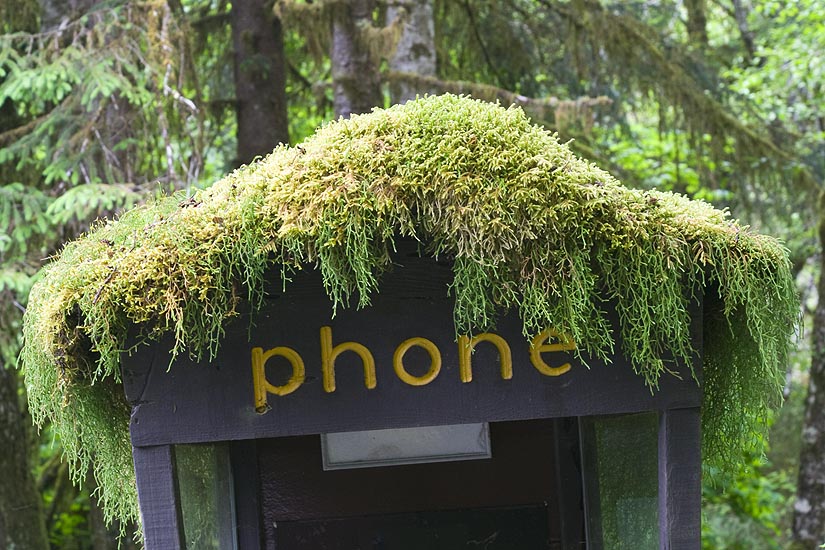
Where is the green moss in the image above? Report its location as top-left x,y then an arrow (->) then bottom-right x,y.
20,95 -> 799,528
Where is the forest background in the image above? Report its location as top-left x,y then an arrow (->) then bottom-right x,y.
0,0 -> 823,548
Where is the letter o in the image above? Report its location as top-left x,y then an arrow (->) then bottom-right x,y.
393,337 -> 442,386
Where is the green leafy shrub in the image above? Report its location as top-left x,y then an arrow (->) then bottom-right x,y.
703,449 -> 795,549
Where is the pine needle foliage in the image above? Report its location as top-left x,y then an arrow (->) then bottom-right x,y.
0,1 -> 206,190
21,95 -> 798,527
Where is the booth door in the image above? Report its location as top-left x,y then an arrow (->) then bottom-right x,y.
252,419 -> 585,550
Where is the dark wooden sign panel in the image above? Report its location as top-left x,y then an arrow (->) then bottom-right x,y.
122,255 -> 702,447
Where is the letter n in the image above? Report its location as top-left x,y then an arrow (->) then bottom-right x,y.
458,333 -> 513,383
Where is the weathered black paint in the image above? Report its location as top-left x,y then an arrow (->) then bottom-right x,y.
554,417 -> 586,549
132,445 -> 183,549
658,408 -> 702,549
122,256 -> 702,448
231,440 -> 263,549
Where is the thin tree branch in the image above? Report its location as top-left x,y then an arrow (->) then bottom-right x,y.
0,112 -> 50,148
385,70 -> 612,115
460,0 -> 503,84
287,60 -> 315,90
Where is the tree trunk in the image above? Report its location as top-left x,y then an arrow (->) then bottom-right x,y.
792,195 -> 825,549
731,0 -> 756,63
386,0 -> 437,104
39,0 -> 96,30
684,0 -> 708,48
231,0 -> 290,165
331,0 -> 382,118
0,367 -> 49,550
0,6 -> 50,548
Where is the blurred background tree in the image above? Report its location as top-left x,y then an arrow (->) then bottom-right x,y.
0,0 -> 821,547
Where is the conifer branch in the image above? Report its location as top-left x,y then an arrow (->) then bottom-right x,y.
385,70 -> 612,121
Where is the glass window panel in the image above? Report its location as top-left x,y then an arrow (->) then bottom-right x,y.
175,443 -> 237,550
581,412 -> 659,549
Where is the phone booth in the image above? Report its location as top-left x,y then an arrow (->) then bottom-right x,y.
20,95 -> 796,550
122,240 -> 702,549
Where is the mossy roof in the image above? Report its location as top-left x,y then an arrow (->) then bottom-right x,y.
21,94 -> 798,528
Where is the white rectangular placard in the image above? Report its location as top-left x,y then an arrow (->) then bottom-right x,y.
321,423 -> 491,470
